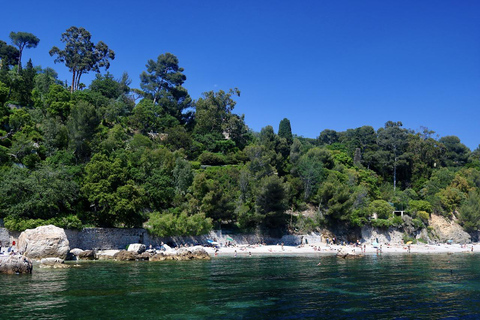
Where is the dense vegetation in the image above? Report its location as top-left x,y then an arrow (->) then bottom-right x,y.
1,27 -> 479,237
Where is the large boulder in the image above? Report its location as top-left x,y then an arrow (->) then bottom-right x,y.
127,243 -> 146,254
18,225 -> 70,260
0,255 -> 33,274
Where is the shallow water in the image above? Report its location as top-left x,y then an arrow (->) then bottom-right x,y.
1,254 -> 480,319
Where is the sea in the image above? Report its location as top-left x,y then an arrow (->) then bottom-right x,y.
1,254 -> 479,319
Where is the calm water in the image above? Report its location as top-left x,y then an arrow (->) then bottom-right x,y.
1,254 -> 480,319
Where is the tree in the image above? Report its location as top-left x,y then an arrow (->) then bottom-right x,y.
0,40 -> 19,68
194,88 -> 240,135
278,118 -> 293,145
439,136 -> 470,168
140,53 -> 191,122
256,175 -> 287,230
49,26 -> 115,92
377,121 -> 409,191
9,32 -> 39,72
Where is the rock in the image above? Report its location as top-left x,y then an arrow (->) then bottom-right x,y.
0,255 -> 33,274
429,214 -> 471,243
78,250 -> 95,260
114,250 -> 138,261
40,257 -> 69,269
191,247 -> 211,260
150,247 -> 210,261
97,250 -> 120,261
360,226 -> 404,244
137,252 -> 152,261
127,243 -> 146,254
70,248 -> 84,256
18,225 -> 70,260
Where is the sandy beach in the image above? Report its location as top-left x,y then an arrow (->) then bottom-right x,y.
202,242 -> 480,257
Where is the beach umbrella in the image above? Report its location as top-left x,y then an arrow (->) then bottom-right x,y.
206,239 -> 214,244
406,241 -> 413,245
226,236 -> 234,242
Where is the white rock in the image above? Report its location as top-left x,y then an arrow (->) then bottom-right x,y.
127,243 -> 146,254
18,225 -> 70,260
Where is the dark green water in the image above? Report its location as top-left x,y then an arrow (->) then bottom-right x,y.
1,254 -> 480,319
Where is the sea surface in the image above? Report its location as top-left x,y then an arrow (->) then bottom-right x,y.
1,253 -> 480,319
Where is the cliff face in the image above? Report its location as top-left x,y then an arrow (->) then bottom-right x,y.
428,213 -> 471,244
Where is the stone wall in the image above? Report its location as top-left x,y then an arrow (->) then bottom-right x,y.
65,228 -> 147,250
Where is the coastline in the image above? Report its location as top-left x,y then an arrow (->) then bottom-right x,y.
202,243 -> 479,257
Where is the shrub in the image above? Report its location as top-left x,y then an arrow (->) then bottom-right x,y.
198,151 -> 226,165
146,211 -> 213,237
417,211 -> 430,223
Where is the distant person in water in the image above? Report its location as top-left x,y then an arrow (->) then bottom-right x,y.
234,250 -> 237,258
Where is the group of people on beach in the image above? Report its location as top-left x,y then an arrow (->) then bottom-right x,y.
0,240 -> 18,255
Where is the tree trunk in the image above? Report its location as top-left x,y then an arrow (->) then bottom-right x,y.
71,70 -> 76,93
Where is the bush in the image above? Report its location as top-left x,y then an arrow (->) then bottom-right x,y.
198,151 -> 226,165
146,211 -> 213,237
417,211 -> 430,223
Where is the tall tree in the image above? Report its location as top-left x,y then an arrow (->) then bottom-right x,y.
49,26 -> 115,93
278,118 -> 293,145
140,53 -> 191,122
377,121 -> 409,191
9,32 -> 39,73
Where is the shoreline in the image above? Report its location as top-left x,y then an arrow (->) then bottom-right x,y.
202,243 -> 479,257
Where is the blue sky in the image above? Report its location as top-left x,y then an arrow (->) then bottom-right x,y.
2,1 -> 479,149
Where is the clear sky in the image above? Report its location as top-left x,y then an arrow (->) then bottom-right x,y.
2,1 -> 479,149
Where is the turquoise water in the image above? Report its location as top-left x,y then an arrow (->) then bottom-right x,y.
1,254 -> 480,319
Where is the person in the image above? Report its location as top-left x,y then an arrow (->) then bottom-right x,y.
363,244 -> 366,253
471,246 -> 474,252
249,251 -> 252,257
234,250 -> 237,258
281,243 -> 284,251
408,244 -> 411,253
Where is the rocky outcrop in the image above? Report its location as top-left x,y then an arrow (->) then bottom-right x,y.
0,255 -> 33,274
97,250 -> 119,260
150,247 -> 211,261
39,257 -> 69,269
429,214 -> 471,243
360,226 -> 404,244
78,250 -> 95,260
127,243 -> 146,254
18,225 -> 70,260
114,250 -> 138,261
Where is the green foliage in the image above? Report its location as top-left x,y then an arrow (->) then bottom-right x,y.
409,200 -> 432,214
459,191 -> 480,232
256,175 -> 287,230
50,26 -> 115,92
0,164 -> 78,219
371,219 -> 392,229
4,215 -> 82,232
2,27 -> 480,237
278,118 -> 293,145
198,151 -> 227,165
368,200 -> 393,219
146,211 -> 212,237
